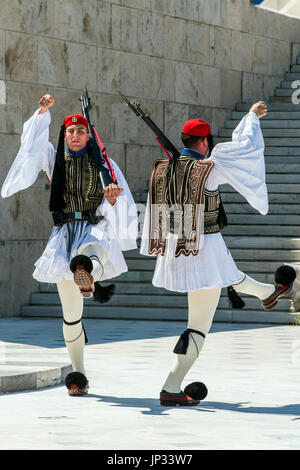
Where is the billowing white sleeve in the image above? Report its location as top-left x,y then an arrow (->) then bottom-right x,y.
97,159 -> 138,251
1,110 -> 56,198
209,112 -> 268,215
140,193 -> 156,256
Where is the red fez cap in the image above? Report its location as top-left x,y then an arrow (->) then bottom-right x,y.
63,114 -> 89,129
182,119 -> 211,137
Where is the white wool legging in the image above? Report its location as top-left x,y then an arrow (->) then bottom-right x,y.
57,279 -> 86,375
162,271 -> 275,394
162,288 -> 221,394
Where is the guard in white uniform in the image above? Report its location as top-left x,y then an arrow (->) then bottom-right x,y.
1,95 -> 138,395
140,101 -> 293,406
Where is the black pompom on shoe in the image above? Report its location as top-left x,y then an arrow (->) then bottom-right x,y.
70,255 -> 93,274
184,382 -> 208,401
93,282 -> 115,303
65,372 -> 89,396
275,265 -> 296,285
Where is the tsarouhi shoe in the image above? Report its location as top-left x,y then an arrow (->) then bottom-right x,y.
261,284 -> 293,311
70,255 -> 95,298
262,264 -> 297,311
65,372 -> 89,396
160,390 -> 200,406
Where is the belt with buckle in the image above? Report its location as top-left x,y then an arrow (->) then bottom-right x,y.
52,210 -> 104,226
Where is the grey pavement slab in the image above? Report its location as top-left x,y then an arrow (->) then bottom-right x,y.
0,318 -> 300,450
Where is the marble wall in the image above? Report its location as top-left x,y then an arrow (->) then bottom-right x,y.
0,0 -> 300,315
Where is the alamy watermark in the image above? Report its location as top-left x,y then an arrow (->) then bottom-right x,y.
0,340 -> 7,365
291,80 -> 300,105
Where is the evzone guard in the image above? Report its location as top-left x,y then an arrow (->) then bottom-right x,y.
1,94 -> 138,396
140,101 -> 294,406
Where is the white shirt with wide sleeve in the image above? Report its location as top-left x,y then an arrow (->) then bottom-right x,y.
140,112 -> 268,292
1,110 -> 138,283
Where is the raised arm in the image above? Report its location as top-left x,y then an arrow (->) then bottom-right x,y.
1,95 -> 56,198
208,101 -> 268,215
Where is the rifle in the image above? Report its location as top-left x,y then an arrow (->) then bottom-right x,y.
120,91 -> 228,230
119,92 -> 181,160
80,87 -> 118,187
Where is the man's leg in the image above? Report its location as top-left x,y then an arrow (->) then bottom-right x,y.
70,244 -> 115,302
160,288 -> 221,406
233,271 -> 274,300
57,279 -> 88,395
233,270 -> 293,311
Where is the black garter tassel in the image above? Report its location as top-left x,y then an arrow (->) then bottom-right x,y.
93,282 -> 115,303
173,328 -> 205,355
227,285 -> 245,309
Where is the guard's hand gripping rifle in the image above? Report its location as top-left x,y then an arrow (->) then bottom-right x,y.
119,92 -> 181,160
80,88 -> 117,187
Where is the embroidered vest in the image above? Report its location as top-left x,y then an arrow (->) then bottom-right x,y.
63,151 -> 104,215
148,157 -> 221,257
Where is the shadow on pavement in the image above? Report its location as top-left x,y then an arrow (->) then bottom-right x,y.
85,393 -> 300,418
0,318 -> 281,349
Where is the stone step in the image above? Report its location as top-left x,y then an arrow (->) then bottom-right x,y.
290,64 -> 300,72
265,156 -> 300,164
228,249 -> 300,261
215,135 -> 300,147
265,163 -> 300,173
222,225 -> 300,236
236,103 -> 300,112
265,174 -> 300,183
213,139 -> 300,155
19,305 -> 297,324
225,119 -> 300,129
28,292 -> 292,311
269,96 -> 294,103
275,87 -> 300,97
222,183 -> 300,193
222,192 -> 300,204
264,147 -> 300,156
219,128 -> 300,138
285,72 -> 300,80
281,80 -> 300,89
224,236 -> 300,249
231,111 -> 300,120
223,203 -> 300,214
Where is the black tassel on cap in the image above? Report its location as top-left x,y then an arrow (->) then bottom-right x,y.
227,285 -> 245,309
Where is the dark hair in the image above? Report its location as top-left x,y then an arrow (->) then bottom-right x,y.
181,133 -> 204,149
181,132 -> 214,157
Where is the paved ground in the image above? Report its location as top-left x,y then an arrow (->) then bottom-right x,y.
0,317 -> 300,451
